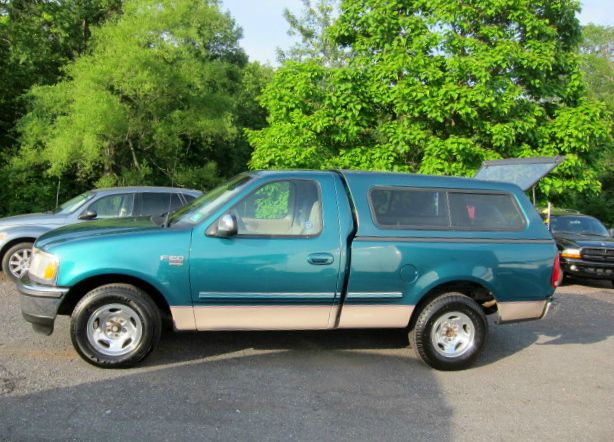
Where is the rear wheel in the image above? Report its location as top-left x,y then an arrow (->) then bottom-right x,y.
409,293 -> 487,371
2,241 -> 33,282
70,284 -> 161,368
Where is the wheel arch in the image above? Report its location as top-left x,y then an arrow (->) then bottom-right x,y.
408,279 -> 497,331
0,237 -> 36,271
58,274 -> 172,320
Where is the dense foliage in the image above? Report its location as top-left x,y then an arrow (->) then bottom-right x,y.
572,23 -> 614,225
0,0 -> 612,225
250,0 -> 613,207
0,0 -> 270,215
0,0 -> 122,148
0,0 -> 124,213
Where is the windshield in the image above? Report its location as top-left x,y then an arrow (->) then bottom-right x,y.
169,174 -> 254,226
550,215 -> 609,237
52,191 -> 95,215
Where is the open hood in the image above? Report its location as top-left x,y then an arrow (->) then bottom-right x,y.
473,156 -> 565,191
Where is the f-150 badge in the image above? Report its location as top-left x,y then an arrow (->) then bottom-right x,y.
160,255 -> 184,266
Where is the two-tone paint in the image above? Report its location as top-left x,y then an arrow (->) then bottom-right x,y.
20,170 -> 557,336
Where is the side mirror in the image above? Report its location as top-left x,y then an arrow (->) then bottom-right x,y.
78,210 -> 98,220
207,214 -> 238,238
609,228 -> 614,238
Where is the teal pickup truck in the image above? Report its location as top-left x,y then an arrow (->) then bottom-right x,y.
18,170 -> 559,370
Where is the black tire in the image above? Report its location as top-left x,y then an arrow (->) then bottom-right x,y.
409,293 -> 487,371
70,284 -> 161,368
1,241 -> 34,282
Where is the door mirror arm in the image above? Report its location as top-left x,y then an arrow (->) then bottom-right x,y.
78,210 -> 98,221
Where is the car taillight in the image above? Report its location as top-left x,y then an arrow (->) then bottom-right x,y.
551,253 -> 561,288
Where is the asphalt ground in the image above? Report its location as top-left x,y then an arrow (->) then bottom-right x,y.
0,275 -> 613,442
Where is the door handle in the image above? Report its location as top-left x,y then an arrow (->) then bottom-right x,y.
307,253 -> 334,265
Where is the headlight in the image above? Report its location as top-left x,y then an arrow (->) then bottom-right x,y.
560,248 -> 581,259
28,248 -> 60,284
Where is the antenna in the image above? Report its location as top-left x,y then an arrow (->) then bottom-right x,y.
55,178 -> 61,209
163,143 -> 180,228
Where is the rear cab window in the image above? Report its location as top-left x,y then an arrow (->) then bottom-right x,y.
369,187 -> 526,231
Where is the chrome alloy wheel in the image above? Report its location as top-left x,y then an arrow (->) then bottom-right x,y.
86,304 -> 143,357
8,248 -> 31,279
430,311 -> 476,358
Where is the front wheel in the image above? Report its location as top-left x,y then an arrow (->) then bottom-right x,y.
2,241 -> 34,282
409,293 -> 487,371
70,284 -> 161,368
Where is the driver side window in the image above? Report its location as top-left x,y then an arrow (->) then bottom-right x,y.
233,180 -> 322,236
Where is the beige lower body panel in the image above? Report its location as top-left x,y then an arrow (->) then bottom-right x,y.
337,305 -> 414,328
171,304 -> 413,331
497,300 -> 550,322
173,305 -> 331,331
170,306 -> 197,331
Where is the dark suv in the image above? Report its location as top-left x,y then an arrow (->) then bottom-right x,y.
0,186 -> 201,281
544,209 -> 614,286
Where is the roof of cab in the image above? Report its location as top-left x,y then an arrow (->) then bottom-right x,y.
252,169 -> 524,193
340,170 -> 524,193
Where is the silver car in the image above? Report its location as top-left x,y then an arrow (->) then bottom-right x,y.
0,186 -> 201,281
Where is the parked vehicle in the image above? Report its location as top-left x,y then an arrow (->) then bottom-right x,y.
542,208 -> 614,286
18,171 -> 559,370
1,187 -> 201,281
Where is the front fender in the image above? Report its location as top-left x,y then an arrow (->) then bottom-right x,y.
1,225 -> 53,249
51,231 -> 193,306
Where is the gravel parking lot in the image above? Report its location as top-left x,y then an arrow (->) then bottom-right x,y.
1,276 -> 613,442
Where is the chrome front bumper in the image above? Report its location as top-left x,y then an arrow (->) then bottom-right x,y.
18,274 -> 69,335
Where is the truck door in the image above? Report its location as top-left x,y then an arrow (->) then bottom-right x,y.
189,175 -> 343,330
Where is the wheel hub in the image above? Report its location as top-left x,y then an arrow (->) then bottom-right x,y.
430,311 -> 476,358
444,325 -> 456,338
8,248 -> 32,278
104,319 -> 126,338
86,304 -> 143,357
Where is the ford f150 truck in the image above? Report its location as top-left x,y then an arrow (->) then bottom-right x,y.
18,170 -> 559,370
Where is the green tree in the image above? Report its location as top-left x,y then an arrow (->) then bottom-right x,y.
580,24 -> 614,113
0,0 -> 122,148
276,0 -> 343,66
0,0 -> 123,215
5,0 -> 266,216
250,0 -> 612,203
571,24 -> 614,225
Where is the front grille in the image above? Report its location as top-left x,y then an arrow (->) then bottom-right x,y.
581,247 -> 614,263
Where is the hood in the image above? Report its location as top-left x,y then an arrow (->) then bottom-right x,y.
0,212 -> 67,228
553,232 -> 614,249
35,217 -> 163,249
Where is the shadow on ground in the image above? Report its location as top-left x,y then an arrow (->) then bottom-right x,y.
0,333 -> 451,441
559,276 -> 612,289
478,290 -> 614,366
